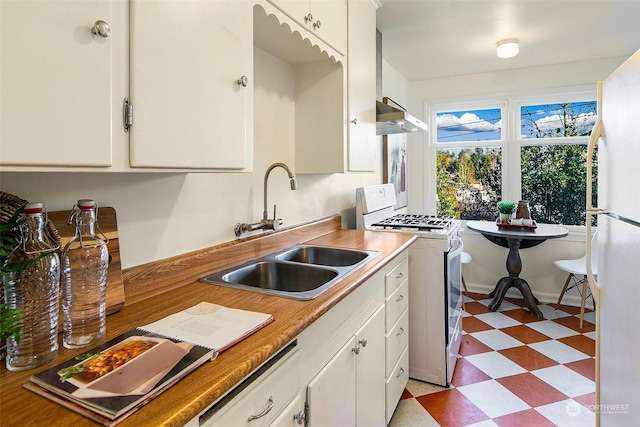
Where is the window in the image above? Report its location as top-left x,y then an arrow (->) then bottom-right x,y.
430,91 -> 597,225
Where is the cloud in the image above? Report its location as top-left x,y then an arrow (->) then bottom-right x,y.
437,113 -> 500,133
534,112 -> 597,131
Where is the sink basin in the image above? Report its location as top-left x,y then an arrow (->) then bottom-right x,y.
222,261 -> 338,292
199,244 -> 378,300
274,245 -> 371,267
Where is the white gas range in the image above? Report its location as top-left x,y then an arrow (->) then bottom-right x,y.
356,184 -> 463,386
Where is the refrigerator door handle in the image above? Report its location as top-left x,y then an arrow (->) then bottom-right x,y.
586,212 -> 600,305
586,81 -> 605,215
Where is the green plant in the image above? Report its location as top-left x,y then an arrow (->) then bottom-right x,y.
496,201 -> 516,214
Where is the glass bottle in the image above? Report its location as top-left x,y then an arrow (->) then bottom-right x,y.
4,202 -> 60,371
61,199 -> 109,349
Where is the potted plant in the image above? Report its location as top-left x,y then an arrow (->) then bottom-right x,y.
496,201 -> 516,223
0,206 -> 28,353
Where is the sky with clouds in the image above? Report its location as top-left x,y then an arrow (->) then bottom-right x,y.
436,102 -> 596,142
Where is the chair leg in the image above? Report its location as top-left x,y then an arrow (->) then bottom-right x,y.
555,274 -> 573,310
461,275 -> 469,311
579,275 -> 588,329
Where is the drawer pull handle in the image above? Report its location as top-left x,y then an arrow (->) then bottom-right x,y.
396,367 -> 405,378
396,327 -> 405,336
395,272 -> 404,280
247,396 -> 274,422
395,294 -> 404,302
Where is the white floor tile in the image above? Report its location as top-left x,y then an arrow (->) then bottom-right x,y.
478,299 -> 519,311
526,320 -> 578,339
529,340 -> 590,364
537,304 -> 572,319
536,399 -> 596,427
582,311 -> 596,325
458,379 -> 530,418
466,351 -> 527,379
405,379 -> 447,397
387,398 -> 440,427
470,329 -> 524,350
466,420 -> 500,427
584,331 -> 596,340
474,312 -> 521,329
532,365 -> 595,398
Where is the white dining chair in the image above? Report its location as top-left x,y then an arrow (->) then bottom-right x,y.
554,231 -> 598,328
461,251 -> 472,310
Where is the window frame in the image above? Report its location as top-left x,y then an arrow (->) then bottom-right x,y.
424,86 -> 597,226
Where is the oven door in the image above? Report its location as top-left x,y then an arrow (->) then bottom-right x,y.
445,235 -> 464,383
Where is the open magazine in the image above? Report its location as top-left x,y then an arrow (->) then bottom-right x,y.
26,302 -> 274,425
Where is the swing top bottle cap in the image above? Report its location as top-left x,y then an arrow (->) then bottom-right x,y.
77,199 -> 97,210
23,202 -> 44,214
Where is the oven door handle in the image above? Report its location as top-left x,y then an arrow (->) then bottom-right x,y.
449,236 -> 464,258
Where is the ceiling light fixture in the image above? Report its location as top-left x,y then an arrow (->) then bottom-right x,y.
496,38 -> 519,59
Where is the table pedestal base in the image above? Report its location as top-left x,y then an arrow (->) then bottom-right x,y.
488,276 -> 542,318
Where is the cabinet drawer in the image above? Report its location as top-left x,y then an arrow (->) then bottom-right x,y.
385,346 -> 409,426
202,349 -> 300,427
385,309 -> 408,377
385,279 -> 408,331
385,257 -> 408,296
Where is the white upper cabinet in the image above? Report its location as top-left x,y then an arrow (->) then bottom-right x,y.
129,0 -> 253,170
267,0 -> 347,55
347,0 -> 377,172
0,0 -> 113,168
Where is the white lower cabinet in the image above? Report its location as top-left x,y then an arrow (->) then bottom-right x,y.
384,255 -> 409,424
306,305 -> 385,427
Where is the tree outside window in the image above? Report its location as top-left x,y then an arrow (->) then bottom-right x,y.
432,95 -> 597,225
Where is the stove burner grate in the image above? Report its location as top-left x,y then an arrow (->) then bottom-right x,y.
372,214 -> 454,231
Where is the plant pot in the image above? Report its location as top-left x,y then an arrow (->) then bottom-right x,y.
499,213 -> 512,223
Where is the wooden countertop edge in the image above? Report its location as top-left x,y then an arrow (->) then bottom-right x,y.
0,216 -> 417,427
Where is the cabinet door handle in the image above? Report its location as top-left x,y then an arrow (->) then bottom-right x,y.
395,294 -> 404,302
396,327 -> 405,336
396,367 -> 405,378
91,20 -> 111,38
351,118 -> 358,125
352,345 -> 360,355
313,20 -> 321,30
395,272 -> 404,280
247,396 -> 274,422
358,338 -> 368,348
236,76 -> 249,87
294,410 -> 306,425
304,13 -> 313,23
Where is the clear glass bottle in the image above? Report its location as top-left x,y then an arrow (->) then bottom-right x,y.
4,202 -> 60,371
61,199 -> 109,349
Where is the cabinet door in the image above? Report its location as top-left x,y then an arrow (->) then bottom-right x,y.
129,0 -> 252,169
307,336 -> 356,427
355,305 -> 385,427
347,0 -> 376,172
1,0 -> 113,167
308,0 -> 347,55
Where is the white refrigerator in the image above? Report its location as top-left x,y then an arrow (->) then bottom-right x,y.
587,48 -> 640,427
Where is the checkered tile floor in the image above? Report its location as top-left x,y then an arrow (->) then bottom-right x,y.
389,292 -> 596,427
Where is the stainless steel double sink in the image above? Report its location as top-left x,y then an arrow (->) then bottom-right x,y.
199,244 -> 378,300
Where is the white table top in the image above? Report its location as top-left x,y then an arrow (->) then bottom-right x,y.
466,220 -> 568,240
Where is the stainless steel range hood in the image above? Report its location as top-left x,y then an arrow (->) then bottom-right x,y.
376,97 -> 428,135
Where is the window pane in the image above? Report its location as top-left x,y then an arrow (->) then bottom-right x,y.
436,147 -> 502,220
436,108 -> 501,142
521,144 -> 596,225
520,101 -> 596,139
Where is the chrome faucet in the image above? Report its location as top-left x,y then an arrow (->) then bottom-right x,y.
235,162 -> 297,236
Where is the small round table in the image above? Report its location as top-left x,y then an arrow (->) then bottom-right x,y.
466,220 -> 568,317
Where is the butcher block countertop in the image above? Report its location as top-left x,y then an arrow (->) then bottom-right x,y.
0,216 -> 416,427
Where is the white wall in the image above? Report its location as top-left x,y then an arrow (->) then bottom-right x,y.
403,57 -> 627,305
0,48 -> 383,269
